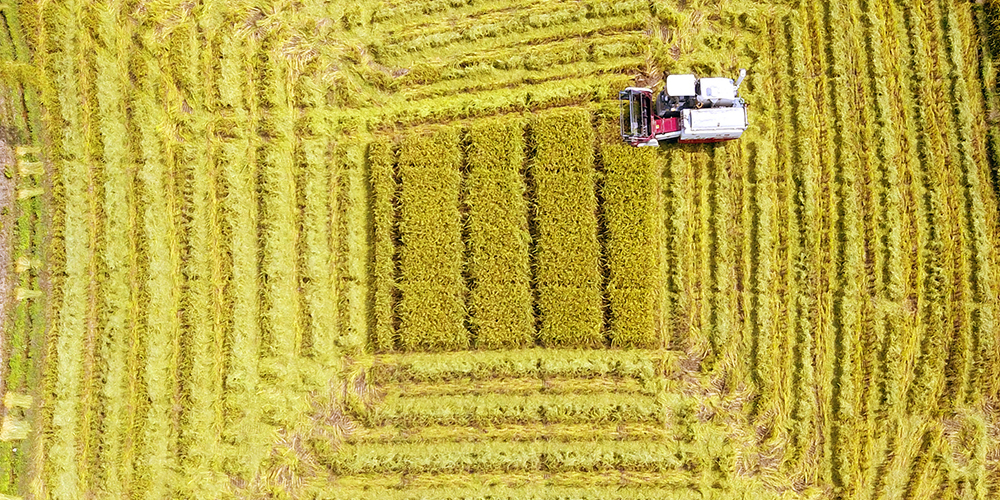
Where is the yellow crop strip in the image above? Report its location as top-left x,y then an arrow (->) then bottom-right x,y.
466,116 -> 533,348
397,127 -> 467,350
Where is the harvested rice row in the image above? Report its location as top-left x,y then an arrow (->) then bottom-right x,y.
218,34 -> 266,480
380,0 -> 647,57
397,56 -> 646,102
918,0 -> 973,417
261,43 -> 303,361
315,484 -> 755,500
297,74 -> 338,363
934,0 -> 997,407
387,375 -> 654,398
379,14 -> 647,71
854,0 -> 906,493
174,16 -> 229,498
327,439 -> 681,474
818,0 -> 864,494
347,421 -> 672,444
372,348 -> 662,382
398,127 -> 467,350
367,392 -> 661,427
531,108 -> 602,347
93,2 -> 137,496
363,74 -> 629,127
135,51 -> 182,499
896,0 -> 950,418
466,116 -> 533,348
47,2 -> 94,497
333,470 -> 693,490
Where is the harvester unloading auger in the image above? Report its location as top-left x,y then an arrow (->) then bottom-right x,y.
619,69 -> 748,147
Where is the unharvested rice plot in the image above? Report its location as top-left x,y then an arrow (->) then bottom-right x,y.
0,0 -> 999,498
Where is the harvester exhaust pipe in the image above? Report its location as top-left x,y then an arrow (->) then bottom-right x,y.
735,68 -> 747,92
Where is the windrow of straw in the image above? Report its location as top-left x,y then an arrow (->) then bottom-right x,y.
530,108 -> 602,347
173,14 -> 229,498
93,2 -> 137,496
935,0 -> 998,407
398,127 -> 468,350
135,51 -> 182,499
261,43 -> 303,363
370,141 -> 397,352
466,116 -> 533,348
47,2 -> 94,497
298,74 -> 338,364
599,142 -> 658,348
218,34 -> 266,480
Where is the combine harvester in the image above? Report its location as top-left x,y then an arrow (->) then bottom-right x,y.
619,69 -> 748,147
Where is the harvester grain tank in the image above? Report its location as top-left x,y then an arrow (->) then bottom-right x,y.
619,69 -> 749,147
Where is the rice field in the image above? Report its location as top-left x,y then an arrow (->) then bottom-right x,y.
0,0 -> 999,499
